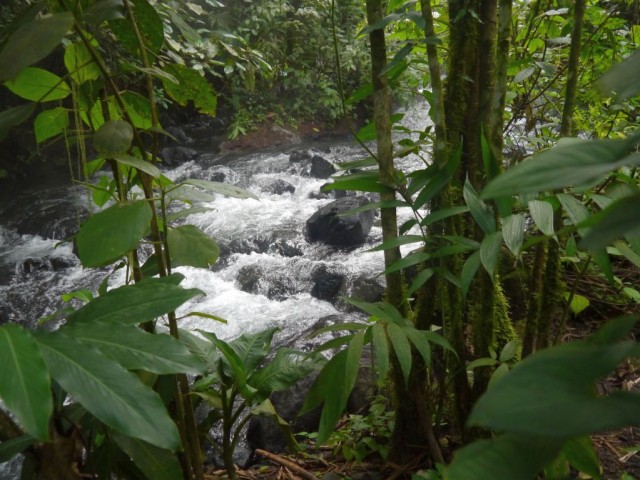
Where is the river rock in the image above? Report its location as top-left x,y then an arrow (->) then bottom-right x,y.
260,178 -> 296,195
311,265 -> 344,301
306,196 -> 374,247
309,155 -> 336,179
289,149 -> 312,163
339,275 -> 386,310
236,263 -> 296,300
160,146 -> 198,166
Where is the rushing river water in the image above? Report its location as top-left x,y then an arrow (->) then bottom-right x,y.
0,105 -> 429,477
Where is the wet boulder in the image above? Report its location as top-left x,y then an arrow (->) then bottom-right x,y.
260,178 -> 296,195
309,155 -> 336,179
289,149 -> 312,163
311,265 -> 344,301
306,196 -> 374,247
160,146 -> 198,167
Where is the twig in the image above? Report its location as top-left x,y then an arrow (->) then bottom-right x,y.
254,449 -> 317,480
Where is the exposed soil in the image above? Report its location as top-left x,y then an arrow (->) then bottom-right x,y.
219,118 -> 354,152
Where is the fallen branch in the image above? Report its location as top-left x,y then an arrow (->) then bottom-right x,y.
254,449 -> 317,480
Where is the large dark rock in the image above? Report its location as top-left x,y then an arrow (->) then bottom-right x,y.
309,155 -> 336,179
311,265 -> 344,301
160,146 -> 198,166
247,374 -> 322,453
306,196 -> 374,247
235,264 -> 297,301
260,178 -> 296,195
289,149 -> 312,163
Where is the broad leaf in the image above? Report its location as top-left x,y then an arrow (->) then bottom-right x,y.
464,179 -> 495,234
112,432 -> 182,480
581,194 -> 640,250
177,328 -> 218,371
528,200 -> 555,237
0,325 -> 52,441
482,134 -> 640,197
167,225 -> 219,268
367,235 -> 424,252
406,268 -> 434,298
0,12 -> 74,82
68,274 -> 203,325
562,436 -> 603,480
84,0 -> 125,24
93,120 -> 134,157
447,434 -> 564,480
480,231 -> 503,278
34,107 -> 68,143
5,67 -> 71,102
502,214 -> 525,257
109,0 -> 164,57
0,435 -> 36,463
64,41 -> 100,84
62,322 -> 205,374
599,50 -> 640,102
251,349 -> 322,400
37,332 -> 181,450
302,332 -> 365,444
162,64 -> 217,116
75,200 -> 151,267
386,323 -> 412,386
114,154 -> 161,178
469,340 -> 640,437
461,251 -> 482,298
421,205 -> 469,226
323,171 -> 392,194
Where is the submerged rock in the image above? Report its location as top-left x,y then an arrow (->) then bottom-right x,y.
311,265 -> 344,301
306,196 -> 374,247
160,146 -> 198,166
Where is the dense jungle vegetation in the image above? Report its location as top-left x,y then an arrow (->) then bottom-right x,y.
1,0 -> 640,479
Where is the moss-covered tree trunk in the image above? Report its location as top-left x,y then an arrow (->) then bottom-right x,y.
365,0 -> 442,463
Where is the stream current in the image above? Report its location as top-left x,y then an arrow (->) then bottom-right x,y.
0,105 -> 429,477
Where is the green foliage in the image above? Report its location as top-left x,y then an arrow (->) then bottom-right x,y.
182,328 -> 323,478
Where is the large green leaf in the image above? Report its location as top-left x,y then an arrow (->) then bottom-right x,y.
371,322 -> 389,381
93,120 -> 134,157
114,154 -> 161,178
167,225 -> 219,268
62,322 -> 205,375
0,12 -> 74,82
109,0 -> 164,56
34,107 -> 69,144
36,332 -> 181,450
162,64 -> 217,116
502,214 -> 525,257
322,171 -> 393,194
447,433 -> 564,480
581,194 -> 640,251
177,328 -> 218,371
251,349 -> 322,400
4,67 -> 71,102
528,199 -> 555,237
209,327 -> 278,372
0,435 -> 36,463
84,0 -> 126,24
386,323 -> 412,386
0,325 -> 52,441
64,41 -> 100,84
302,332 -> 365,444
599,50 -> 640,102
461,250 -> 482,298
482,134 -> 640,198
75,200 -> 151,267
112,432 -> 182,480
67,274 -> 202,325
468,340 -> 640,437
480,231 -> 503,278
464,178 -> 495,234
